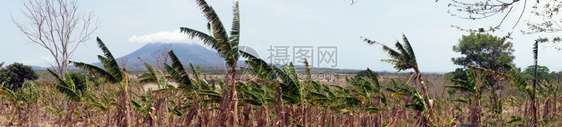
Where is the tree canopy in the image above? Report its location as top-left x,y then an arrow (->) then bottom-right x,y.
452,33 -> 515,73
0,63 -> 38,91
523,65 -> 552,82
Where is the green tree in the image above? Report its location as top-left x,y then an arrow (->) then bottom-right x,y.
452,32 -> 514,116
452,33 -> 515,72
0,63 -> 38,91
523,65 -> 552,82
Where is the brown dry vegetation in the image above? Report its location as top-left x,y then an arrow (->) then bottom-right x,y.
0,69 -> 560,126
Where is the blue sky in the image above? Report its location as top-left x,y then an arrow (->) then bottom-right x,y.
1,0 -> 561,73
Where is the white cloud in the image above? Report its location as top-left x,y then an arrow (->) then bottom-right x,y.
19,56 -> 54,67
128,30 -> 202,44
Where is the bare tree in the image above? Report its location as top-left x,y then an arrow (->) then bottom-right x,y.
13,0 -> 98,79
154,45 -> 171,71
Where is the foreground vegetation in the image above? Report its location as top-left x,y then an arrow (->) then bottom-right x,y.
0,37 -> 560,126
3,0 -> 562,126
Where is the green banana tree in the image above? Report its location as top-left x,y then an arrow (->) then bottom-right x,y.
446,70 -> 482,126
163,50 -> 221,104
345,68 -> 386,113
70,37 -> 131,127
131,90 -> 155,126
180,0 -> 240,125
240,51 -> 306,105
138,60 -> 168,90
363,34 -> 437,124
163,50 -> 194,91
468,65 -> 537,125
48,70 -> 84,102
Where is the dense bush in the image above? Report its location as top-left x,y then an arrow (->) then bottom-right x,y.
0,62 -> 38,91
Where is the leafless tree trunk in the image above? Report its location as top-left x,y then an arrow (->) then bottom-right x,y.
154,46 -> 171,71
13,0 -> 98,79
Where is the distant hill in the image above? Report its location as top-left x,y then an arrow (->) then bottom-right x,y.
105,43 -> 229,69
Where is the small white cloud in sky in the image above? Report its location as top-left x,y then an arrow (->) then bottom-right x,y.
128,30 -> 201,44
19,56 -> 54,67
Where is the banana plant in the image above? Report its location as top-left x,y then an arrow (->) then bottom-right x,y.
138,60 -> 168,89
446,70 -> 482,126
131,90 -> 156,125
180,0 -> 241,125
48,70 -> 82,102
163,50 -> 222,106
345,68 -> 386,113
363,34 -> 438,123
385,79 -> 414,98
163,50 -> 194,91
237,82 -> 272,107
70,37 -> 132,126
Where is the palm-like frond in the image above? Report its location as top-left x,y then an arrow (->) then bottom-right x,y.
366,68 -> 380,92
381,45 -> 405,66
447,70 -> 478,94
228,1 -> 240,65
275,63 -> 305,105
467,65 -> 510,80
71,37 -> 125,84
180,28 -> 219,52
194,0 -> 228,45
95,37 -> 123,82
139,62 -> 159,84
48,69 -> 81,102
469,65 -> 533,95
395,42 -> 410,63
199,90 -> 222,103
401,34 -> 417,64
240,50 -> 276,80
55,84 -> 81,102
71,61 -> 118,83
385,79 -> 413,98
406,92 -> 427,111
181,0 -> 240,68
0,82 -> 17,102
363,35 -> 417,71
507,70 -> 533,95
164,50 -> 193,89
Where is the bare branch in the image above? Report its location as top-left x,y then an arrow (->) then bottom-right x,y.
12,0 -> 98,78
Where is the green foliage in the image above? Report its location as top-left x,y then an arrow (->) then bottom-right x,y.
164,50 -> 194,91
48,69 -> 82,102
0,62 -> 38,91
356,69 -> 375,77
71,37 -> 126,84
523,65 -> 552,81
452,33 -> 514,73
363,34 -> 417,71
131,91 -> 152,115
406,92 -> 427,111
385,79 -> 413,98
69,72 -> 88,94
445,68 -> 468,81
180,0 -> 240,68
446,70 -> 479,97
0,82 -> 18,103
